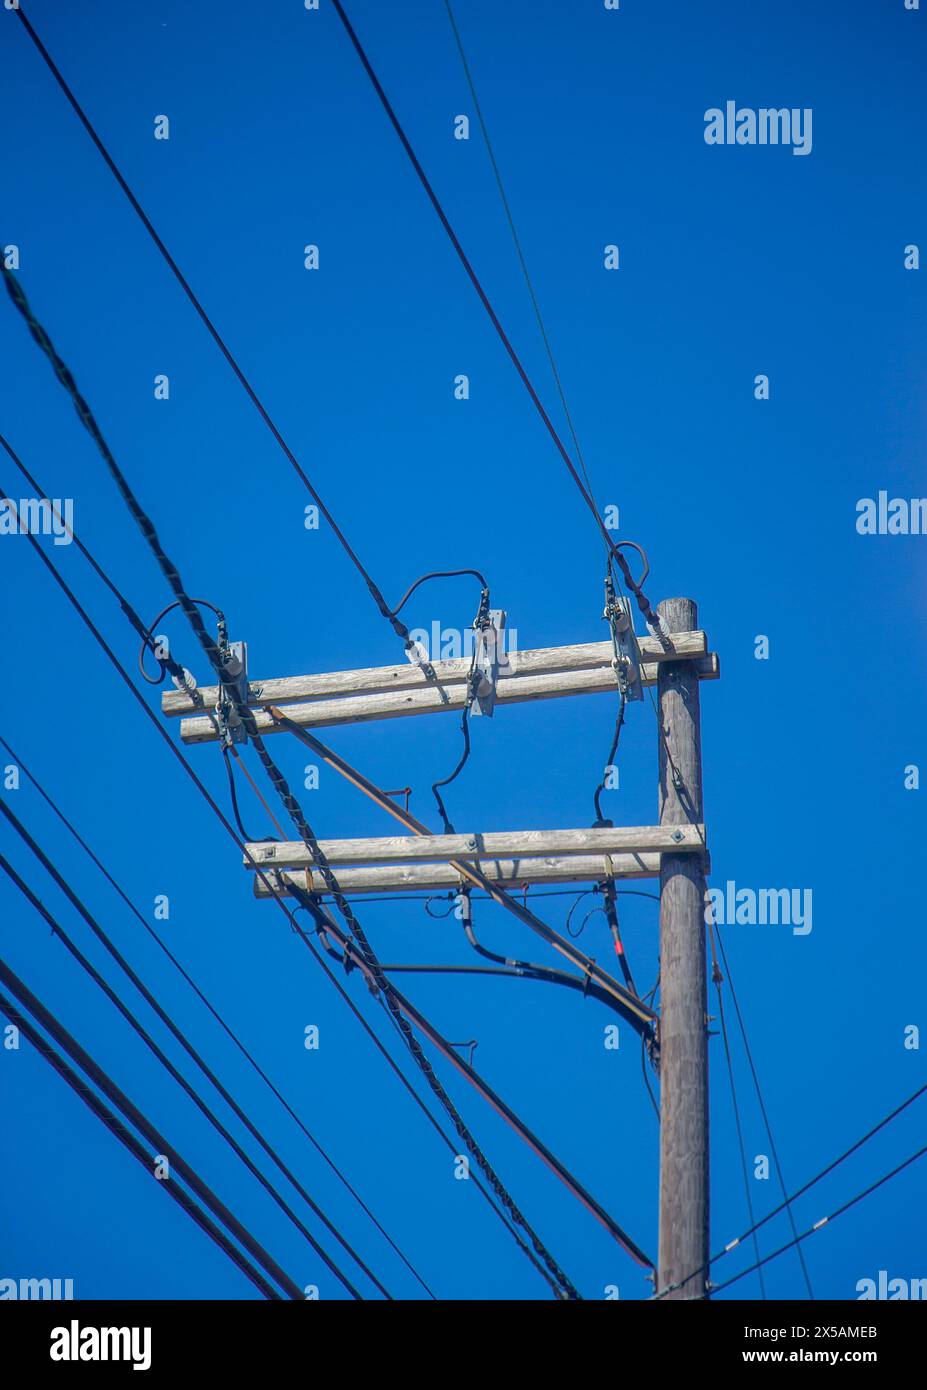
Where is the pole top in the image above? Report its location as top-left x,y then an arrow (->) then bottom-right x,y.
657,597 -> 698,634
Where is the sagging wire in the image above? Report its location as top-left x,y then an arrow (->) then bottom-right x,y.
389,568 -> 488,619
227,748 -> 288,839
565,889 -> 598,939
424,893 -> 457,919
431,708 -> 472,835
384,568 -> 493,832
222,746 -> 261,844
138,597 -> 224,686
430,584 -> 493,834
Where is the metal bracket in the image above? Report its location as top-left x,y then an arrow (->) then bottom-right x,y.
216,639 -> 250,747
470,609 -> 506,717
605,586 -> 644,702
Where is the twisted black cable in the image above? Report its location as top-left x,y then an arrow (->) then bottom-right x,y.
0,460 -> 567,1302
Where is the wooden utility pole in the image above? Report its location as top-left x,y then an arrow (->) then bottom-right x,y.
164,614 -> 719,1294
657,598 -> 709,1299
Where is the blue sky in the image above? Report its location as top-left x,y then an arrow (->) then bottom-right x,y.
1,0 -> 925,1300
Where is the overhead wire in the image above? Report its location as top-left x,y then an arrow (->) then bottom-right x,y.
10,1 -> 665,638
137,597 -> 224,686
707,914 -> 765,1299
266,711 -> 656,1037
0,444 -> 575,1301
709,1140 -> 927,1297
0,837 -> 371,1300
442,0 -> 603,524
1,6 -> 668,1286
0,733 -> 435,1299
289,881 -> 652,1271
0,959 -> 303,1300
8,3 -> 421,656
439,4 -> 649,854
653,1076 -> 927,1299
715,921 -> 816,1299
0,267 -> 647,1293
327,0 -> 666,637
222,743 -> 263,844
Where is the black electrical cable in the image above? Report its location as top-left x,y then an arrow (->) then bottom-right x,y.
4,17 -> 661,1282
0,960 -> 303,1300
711,957 -> 766,1299
291,883 -> 652,1274
389,569 -> 488,619
593,689 -> 626,826
715,925 -> 815,1301
709,1140 -> 927,1297
0,435 -> 189,687
0,990 -> 284,1300
655,1076 -> 927,1299
0,274 -> 588,1299
455,888 -> 633,1017
0,842 -> 370,1300
327,0 -> 665,637
10,2 -> 665,637
564,889 -> 596,939
6,7 -> 423,655
138,597 -> 224,685
0,732 -> 437,1300
0,460 -> 567,1302
441,0 -> 605,533
272,713 -> 657,1039
430,705 -> 471,835
0,797 -> 393,1297
3,229 -> 658,1289
222,743 -> 263,845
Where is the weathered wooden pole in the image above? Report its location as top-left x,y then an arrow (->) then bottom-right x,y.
657,597 -> 709,1298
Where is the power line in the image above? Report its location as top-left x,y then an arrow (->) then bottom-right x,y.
0,448 -> 572,1301
0,268 -> 641,1292
0,842 -> 369,1300
271,712 -> 656,1038
291,884 -> 650,1275
0,958 -> 303,1300
709,1139 -> 927,1297
708,924 -> 766,1299
10,1 -> 662,639
714,924 -> 815,1300
0,733 -> 435,1300
328,0 -> 665,636
9,3 -> 418,655
0,990 -> 283,1300
654,1076 -> 927,1299
442,0 -> 603,530
641,649 -> 813,1298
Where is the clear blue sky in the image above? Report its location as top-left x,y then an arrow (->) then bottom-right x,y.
1,0 -> 925,1300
